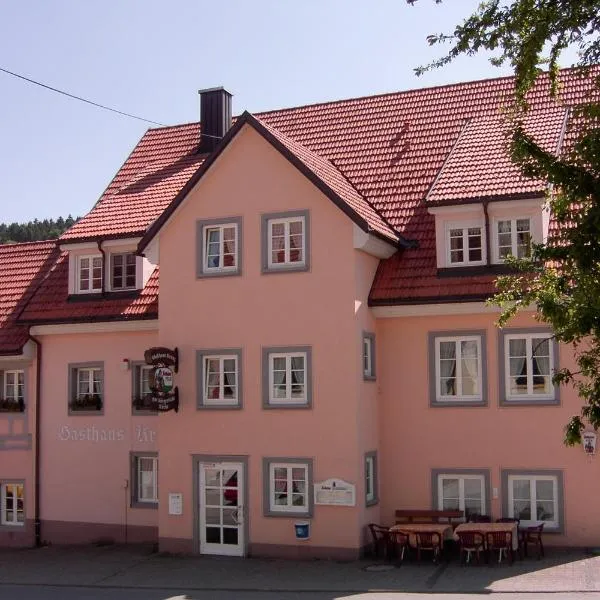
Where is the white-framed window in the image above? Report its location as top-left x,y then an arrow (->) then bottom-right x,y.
69,363 -> 103,413
1,370 -> 24,411
269,352 -> 307,405
204,355 -> 238,405
268,462 -> 309,514
132,364 -> 155,413
76,255 -> 103,293
110,252 -> 137,290
446,222 -> 484,266
434,336 -> 482,402
133,455 -> 158,506
504,334 -> 553,400
0,482 -> 24,526
365,452 -> 378,505
507,474 -> 559,529
203,223 -> 238,272
495,217 -> 532,262
268,216 -> 305,268
436,473 -> 485,521
363,333 -> 376,380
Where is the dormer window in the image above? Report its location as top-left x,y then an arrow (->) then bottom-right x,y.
495,218 -> 532,262
77,255 -> 103,294
110,252 -> 137,291
446,222 -> 484,266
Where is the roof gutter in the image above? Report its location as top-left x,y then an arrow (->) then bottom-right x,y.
28,333 -> 42,547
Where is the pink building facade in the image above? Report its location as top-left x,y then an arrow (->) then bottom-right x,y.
1,72 -> 599,558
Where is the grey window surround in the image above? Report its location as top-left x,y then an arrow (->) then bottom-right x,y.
501,469 -> 564,533
428,330 -> 488,407
365,450 -> 379,506
196,348 -> 243,410
498,328 -> 560,406
68,362 -> 104,416
192,454 -> 250,556
0,479 -> 25,529
196,216 -> 243,279
0,363 -> 28,415
262,457 -> 314,518
431,468 -> 491,517
261,210 -> 311,274
262,346 -> 313,409
131,361 -> 157,415
130,452 -> 158,509
362,331 -> 376,381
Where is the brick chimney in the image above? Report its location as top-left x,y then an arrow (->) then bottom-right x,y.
198,87 -> 233,153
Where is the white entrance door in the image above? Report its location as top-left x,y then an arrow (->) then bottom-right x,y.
199,461 -> 245,556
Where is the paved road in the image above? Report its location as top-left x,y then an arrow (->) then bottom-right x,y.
4,588 -> 600,600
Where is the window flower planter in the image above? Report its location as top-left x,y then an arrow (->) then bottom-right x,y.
70,394 -> 102,411
0,398 -> 25,412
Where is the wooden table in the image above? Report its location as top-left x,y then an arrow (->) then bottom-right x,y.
454,522 -> 519,551
390,523 -> 453,547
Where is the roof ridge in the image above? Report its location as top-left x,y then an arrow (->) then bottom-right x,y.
254,66 -> 591,118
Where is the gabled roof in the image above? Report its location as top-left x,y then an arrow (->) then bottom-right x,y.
426,107 -> 568,204
0,241 -> 60,354
139,112 -> 402,250
43,67 -> 600,307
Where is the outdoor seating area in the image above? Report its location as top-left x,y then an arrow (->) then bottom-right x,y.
368,511 -> 547,566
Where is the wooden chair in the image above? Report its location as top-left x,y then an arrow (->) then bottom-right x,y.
456,530 -> 486,565
388,529 -> 410,564
497,517 -> 520,524
521,523 -> 545,559
415,531 -> 443,564
486,530 -> 514,565
368,523 -> 392,560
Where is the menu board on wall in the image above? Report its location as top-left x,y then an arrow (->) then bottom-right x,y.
314,478 -> 356,506
168,493 -> 183,515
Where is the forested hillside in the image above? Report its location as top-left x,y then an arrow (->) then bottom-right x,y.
0,216 -> 78,244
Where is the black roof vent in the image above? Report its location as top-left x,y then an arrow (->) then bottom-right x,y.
198,87 -> 233,153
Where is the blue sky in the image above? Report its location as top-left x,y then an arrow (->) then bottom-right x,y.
0,0 -> 579,223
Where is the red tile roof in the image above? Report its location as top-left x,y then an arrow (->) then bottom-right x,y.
17,252 -> 158,324
426,107 -> 568,204
0,241 -> 60,353
41,68 -> 600,307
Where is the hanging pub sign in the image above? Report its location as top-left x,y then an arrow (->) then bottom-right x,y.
144,347 -> 179,413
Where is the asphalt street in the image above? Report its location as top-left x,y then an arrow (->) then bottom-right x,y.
4,588 -> 600,600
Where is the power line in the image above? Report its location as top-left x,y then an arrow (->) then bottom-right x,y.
0,66 -> 167,127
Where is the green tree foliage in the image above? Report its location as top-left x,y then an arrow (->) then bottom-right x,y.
408,0 -> 600,444
0,215 -> 78,244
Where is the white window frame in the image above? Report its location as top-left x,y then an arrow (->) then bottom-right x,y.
363,337 -> 373,378
437,474 -> 485,520
365,456 -> 375,503
77,367 -> 103,399
493,216 -> 532,263
136,456 -> 158,504
0,482 -> 24,526
445,220 -> 485,267
76,254 -> 103,294
203,354 -> 238,406
268,462 -> 309,514
268,352 -> 307,406
504,333 -> 554,401
110,252 -> 137,291
267,216 -> 306,269
3,370 -> 24,404
203,223 -> 239,273
434,336 -> 482,402
507,474 -> 559,529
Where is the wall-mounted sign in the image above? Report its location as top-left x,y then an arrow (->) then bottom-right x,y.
314,478 -> 356,506
583,431 -> 597,455
144,347 -> 179,413
168,493 -> 183,515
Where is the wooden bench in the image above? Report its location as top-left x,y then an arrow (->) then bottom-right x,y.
395,509 -> 464,526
